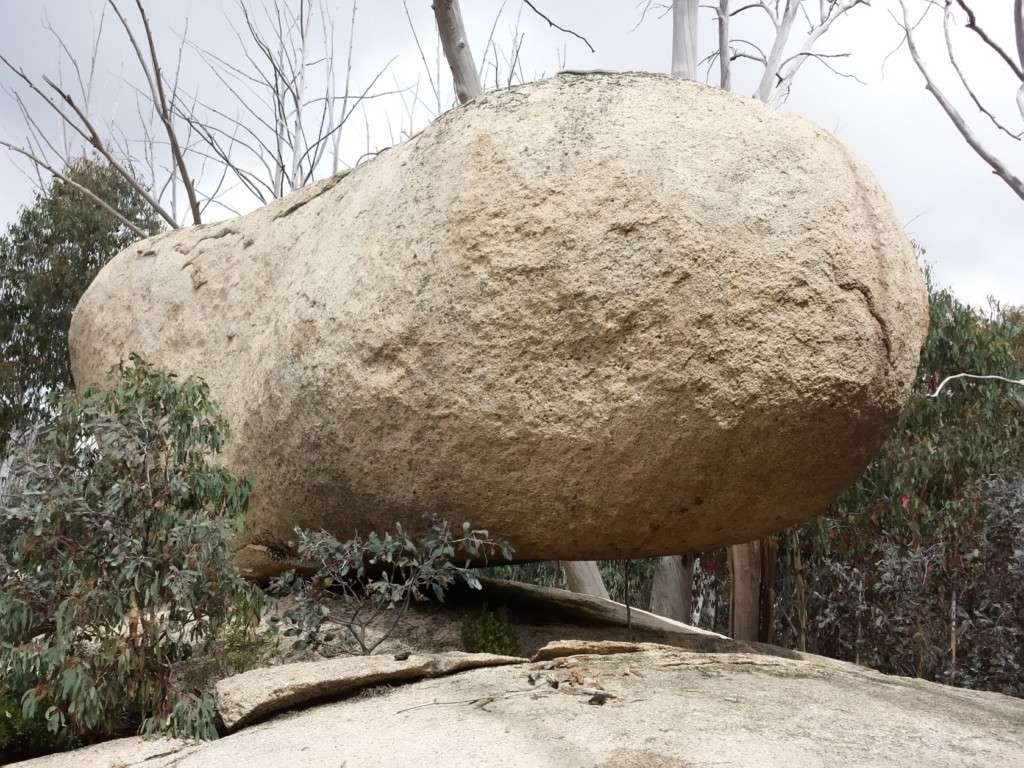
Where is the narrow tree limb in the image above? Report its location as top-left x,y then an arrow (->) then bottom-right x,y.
0,140 -> 149,237
930,373 -> 1024,397
521,1 -> 595,53
131,0 -> 202,224
953,0 -> 1023,81
943,6 -> 1022,140
900,1 -> 1024,202
37,74 -> 180,227
1015,0 -> 1024,73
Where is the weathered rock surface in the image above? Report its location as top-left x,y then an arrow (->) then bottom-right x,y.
70,72 -> 928,574
133,647 -> 1024,768
215,650 -> 526,731
24,644 -> 1022,767
10,736 -> 199,767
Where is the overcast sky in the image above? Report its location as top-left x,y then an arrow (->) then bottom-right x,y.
1,0 -> 1021,308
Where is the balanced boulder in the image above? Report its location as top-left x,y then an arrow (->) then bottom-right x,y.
70,72 -> 928,575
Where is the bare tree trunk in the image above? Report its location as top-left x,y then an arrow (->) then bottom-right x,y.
758,535 -> 777,643
728,541 -> 760,641
755,1 -> 800,103
562,560 -> 609,599
650,554 -> 694,622
671,0 -> 699,79
432,0 -> 482,105
728,537 -> 778,642
718,0 -> 731,90
789,529 -> 808,652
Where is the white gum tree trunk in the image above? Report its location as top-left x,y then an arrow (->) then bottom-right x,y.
432,0 -> 482,105
650,554 -> 695,622
671,0 -> 699,79
563,561 -> 610,599
728,541 -> 761,642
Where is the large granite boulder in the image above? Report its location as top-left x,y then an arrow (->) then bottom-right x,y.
70,72 -> 928,575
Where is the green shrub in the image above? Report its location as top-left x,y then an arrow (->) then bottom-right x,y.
272,519 -> 514,656
461,606 -> 519,656
0,356 -> 262,745
776,279 -> 1024,693
0,689 -> 70,761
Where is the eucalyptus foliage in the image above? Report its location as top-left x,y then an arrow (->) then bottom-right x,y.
273,519 -> 514,656
0,356 -> 261,746
0,158 -> 161,454
777,281 -> 1024,693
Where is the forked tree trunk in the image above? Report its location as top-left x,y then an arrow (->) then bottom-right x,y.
563,560 -> 610,599
650,554 -> 695,622
432,0 -> 482,105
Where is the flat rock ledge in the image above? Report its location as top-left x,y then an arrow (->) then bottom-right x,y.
215,650 -> 528,731
10,737 -> 200,768
12,643 -> 1024,767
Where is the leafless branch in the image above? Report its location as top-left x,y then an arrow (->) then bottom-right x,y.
897,0 -> 1024,202
520,1 -> 595,53
108,0 -> 202,224
0,140 -> 149,237
953,0 -> 1023,81
943,4 -> 1022,140
931,373 -> 1024,397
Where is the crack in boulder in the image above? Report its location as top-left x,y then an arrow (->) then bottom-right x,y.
215,651 -> 528,731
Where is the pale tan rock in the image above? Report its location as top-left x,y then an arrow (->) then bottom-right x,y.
175,647 -> 1024,767
214,650 -> 526,730
26,648 -> 1024,767
531,639 -> 643,661
7,736 -> 198,767
70,72 -> 928,576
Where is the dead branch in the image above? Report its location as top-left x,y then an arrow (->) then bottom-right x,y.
930,373 -> 1024,397
898,0 -> 1024,202
521,1 -> 595,53
943,4 -> 1022,140
0,140 -> 150,237
109,0 -> 202,224
953,0 -> 1023,81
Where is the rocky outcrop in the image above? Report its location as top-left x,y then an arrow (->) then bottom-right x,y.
23,644 -> 1022,767
12,582 -> 1024,767
70,72 -> 928,575
10,737 -> 199,767
215,650 -> 526,731
145,646 -> 1024,768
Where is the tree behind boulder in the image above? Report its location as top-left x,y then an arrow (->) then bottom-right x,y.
0,158 -> 160,454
